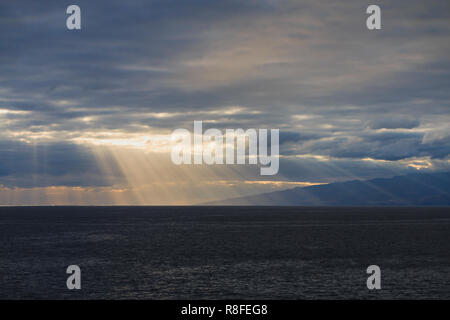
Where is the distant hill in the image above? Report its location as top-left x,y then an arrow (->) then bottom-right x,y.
207,172 -> 450,206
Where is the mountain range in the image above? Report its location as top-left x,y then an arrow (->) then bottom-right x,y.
207,172 -> 450,206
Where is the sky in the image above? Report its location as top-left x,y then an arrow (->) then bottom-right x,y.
0,0 -> 449,205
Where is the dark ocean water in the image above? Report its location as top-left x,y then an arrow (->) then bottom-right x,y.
0,206 -> 449,299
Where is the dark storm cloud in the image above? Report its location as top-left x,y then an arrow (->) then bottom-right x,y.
0,0 -> 449,189
293,131 -> 450,161
279,131 -> 323,144
1,0 -> 449,114
368,117 -> 420,130
0,140 -> 119,188
277,157 -> 425,183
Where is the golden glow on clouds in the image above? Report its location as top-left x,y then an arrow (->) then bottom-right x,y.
292,114 -> 319,121
145,106 -> 260,118
208,180 -> 323,188
361,156 -> 436,170
0,106 -> 445,205
294,154 -> 331,161
399,157 -> 434,170
0,108 -> 30,115
50,99 -> 77,107
0,105 -> 260,146
73,132 -> 171,149
243,180 -> 324,187
0,139 -> 320,205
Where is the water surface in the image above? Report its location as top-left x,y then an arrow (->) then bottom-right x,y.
0,206 -> 448,299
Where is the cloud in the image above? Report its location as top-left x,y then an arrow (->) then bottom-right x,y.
297,131 -> 450,161
0,140 -> 114,188
368,117 -> 420,129
0,0 -> 449,203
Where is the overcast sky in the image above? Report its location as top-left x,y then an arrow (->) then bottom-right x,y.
0,0 -> 449,204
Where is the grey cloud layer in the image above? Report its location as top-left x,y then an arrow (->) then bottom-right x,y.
0,0 -> 449,188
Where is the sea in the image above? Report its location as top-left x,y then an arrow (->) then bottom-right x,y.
0,206 -> 448,299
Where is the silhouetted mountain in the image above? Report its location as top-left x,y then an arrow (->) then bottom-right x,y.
208,172 -> 450,206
